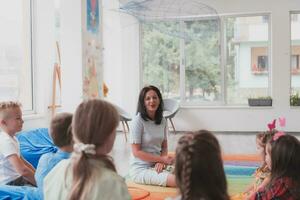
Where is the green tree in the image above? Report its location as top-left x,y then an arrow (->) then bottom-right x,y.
142,22 -> 180,96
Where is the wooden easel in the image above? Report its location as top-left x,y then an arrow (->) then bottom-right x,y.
48,42 -> 62,117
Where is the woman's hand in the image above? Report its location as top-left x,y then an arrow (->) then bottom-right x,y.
161,155 -> 174,165
154,163 -> 165,173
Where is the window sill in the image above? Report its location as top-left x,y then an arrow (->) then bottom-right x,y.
23,113 -> 46,120
180,105 -> 274,109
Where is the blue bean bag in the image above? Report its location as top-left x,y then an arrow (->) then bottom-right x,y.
16,128 -> 58,169
0,185 -> 39,200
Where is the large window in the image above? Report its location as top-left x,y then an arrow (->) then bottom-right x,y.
142,22 -> 180,99
291,12 -> 300,100
226,16 -> 270,105
142,14 -> 270,105
184,20 -> 221,103
0,0 -> 33,111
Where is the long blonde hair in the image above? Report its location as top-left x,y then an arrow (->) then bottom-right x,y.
69,99 -> 119,200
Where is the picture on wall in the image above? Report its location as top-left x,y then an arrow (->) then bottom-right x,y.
87,0 -> 99,34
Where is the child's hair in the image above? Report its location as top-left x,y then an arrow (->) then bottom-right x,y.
69,99 -> 119,200
0,101 -> 21,119
256,130 -> 276,166
267,134 -> 300,197
175,130 -> 230,200
256,130 -> 277,147
50,112 -> 73,147
137,85 -> 163,124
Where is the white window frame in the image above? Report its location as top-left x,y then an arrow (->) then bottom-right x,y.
24,0 -> 35,115
290,11 -> 300,98
140,13 -> 272,107
0,0 -> 35,114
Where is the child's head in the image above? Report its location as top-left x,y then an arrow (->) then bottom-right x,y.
266,134 -> 300,183
256,130 -> 276,162
50,112 -> 73,148
72,99 -> 119,153
137,85 -> 163,124
69,99 -> 119,200
0,101 -> 23,135
175,130 -> 229,200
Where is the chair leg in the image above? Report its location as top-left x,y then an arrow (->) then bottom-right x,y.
125,121 -> 130,133
169,118 -> 176,134
121,121 -> 127,142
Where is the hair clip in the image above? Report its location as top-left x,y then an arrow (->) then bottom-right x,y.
278,117 -> 286,127
273,131 -> 286,141
267,119 -> 276,131
74,143 -> 96,155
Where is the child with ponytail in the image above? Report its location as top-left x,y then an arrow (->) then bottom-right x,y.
44,99 -> 131,200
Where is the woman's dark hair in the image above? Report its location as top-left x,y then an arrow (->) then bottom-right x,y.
175,130 -> 230,200
137,85 -> 163,124
269,134 -> 300,197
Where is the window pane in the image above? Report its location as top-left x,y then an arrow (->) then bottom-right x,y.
142,22 -> 180,99
226,16 -> 270,105
291,13 -> 300,97
0,0 -> 33,111
184,19 -> 221,103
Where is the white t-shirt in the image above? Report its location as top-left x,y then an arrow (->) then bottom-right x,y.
0,131 -> 21,184
44,158 -> 131,200
130,113 -> 167,169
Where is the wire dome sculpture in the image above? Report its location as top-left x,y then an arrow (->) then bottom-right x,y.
119,0 -> 220,41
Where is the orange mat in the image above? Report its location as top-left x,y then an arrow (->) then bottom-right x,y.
127,181 -> 178,200
128,187 -> 151,200
170,153 -> 261,162
222,154 -> 261,162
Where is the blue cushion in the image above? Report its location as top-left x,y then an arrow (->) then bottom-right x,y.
16,128 -> 58,169
0,185 -> 39,200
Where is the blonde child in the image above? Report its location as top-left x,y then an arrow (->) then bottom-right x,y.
0,101 -> 36,186
230,131 -> 275,200
241,131 -> 275,199
250,133 -> 300,199
167,130 -> 230,200
44,99 -> 130,200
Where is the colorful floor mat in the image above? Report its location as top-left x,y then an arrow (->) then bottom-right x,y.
126,154 -> 260,199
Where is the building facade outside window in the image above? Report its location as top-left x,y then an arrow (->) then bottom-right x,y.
291,12 -> 300,98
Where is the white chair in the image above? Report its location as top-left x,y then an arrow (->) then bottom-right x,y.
114,104 -> 132,142
163,98 -> 180,134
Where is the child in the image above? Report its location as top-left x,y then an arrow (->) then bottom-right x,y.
250,133 -> 300,199
239,131 -> 275,199
44,99 -> 130,200
130,85 -> 175,187
35,112 -> 73,199
0,101 -> 36,186
168,130 -> 230,200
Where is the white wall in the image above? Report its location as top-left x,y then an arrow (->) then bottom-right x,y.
102,0 -> 140,114
102,0 -> 300,132
23,0 -> 83,130
23,0 -> 300,133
